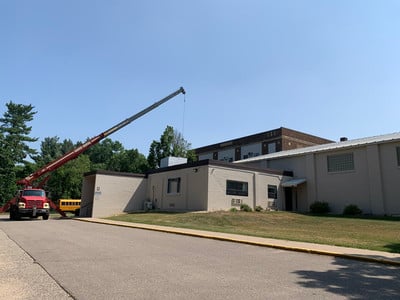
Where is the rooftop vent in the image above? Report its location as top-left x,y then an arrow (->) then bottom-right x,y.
340,137 -> 348,142
160,156 -> 188,168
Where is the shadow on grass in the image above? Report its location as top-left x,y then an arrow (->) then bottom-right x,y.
299,212 -> 400,221
294,256 -> 400,299
384,243 -> 400,254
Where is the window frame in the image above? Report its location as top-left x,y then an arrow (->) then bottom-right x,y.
167,177 -> 181,194
226,180 -> 249,197
396,146 -> 400,167
267,185 -> 278,199
327,152 -> 355,173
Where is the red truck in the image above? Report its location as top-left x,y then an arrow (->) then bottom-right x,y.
9,188 -> 50,220
0,87 -> 185,219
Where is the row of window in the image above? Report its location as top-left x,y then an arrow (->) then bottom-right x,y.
226,180 -> 277,199
167,177 -> 278,199
166,147 -> 400,197
60,201 -> 81,206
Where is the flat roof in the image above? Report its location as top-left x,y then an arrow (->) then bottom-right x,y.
146,159 -> 293,177
237,132 -> 400,163
84,170 -> 146,178
85,159 -> 293,178
194,127 -> 333,153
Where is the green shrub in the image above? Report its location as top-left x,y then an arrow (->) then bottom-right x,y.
255,205 -> 263,212
343,204 -> 362,215
240,203 -> 252,212
230,207 -> 238,212
309,201 -> 330,214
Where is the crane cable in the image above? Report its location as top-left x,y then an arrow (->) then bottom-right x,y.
181,92 -> 186,139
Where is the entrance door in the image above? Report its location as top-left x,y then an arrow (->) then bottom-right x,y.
284,188 -> 293,211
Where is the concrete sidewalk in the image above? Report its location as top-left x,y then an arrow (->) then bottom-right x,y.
76,217 -> 400,266
0,229 -> 72,299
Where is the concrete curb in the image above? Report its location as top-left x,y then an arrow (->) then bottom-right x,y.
75,217 -> 400,267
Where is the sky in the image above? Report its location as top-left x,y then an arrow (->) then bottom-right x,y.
1,1 -> 399,156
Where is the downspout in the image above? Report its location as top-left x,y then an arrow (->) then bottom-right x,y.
253,173 -> 257,209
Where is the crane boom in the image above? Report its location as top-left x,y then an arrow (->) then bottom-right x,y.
17,87 -> 185,187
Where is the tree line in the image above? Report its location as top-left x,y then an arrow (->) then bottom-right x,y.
0,101 -> 195,205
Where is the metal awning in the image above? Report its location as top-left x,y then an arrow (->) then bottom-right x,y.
281,178 -> 306,187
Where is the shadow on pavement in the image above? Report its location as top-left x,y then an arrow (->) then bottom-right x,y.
294,256 -> 400,299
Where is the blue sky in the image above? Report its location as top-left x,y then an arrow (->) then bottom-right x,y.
1,1 -> 399,156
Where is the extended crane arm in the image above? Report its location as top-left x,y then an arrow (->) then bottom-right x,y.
17,87 -> 185,187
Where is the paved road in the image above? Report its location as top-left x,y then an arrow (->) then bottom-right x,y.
0,216 -> 399,299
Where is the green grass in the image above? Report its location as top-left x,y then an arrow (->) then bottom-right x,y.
106,211 -> 400,253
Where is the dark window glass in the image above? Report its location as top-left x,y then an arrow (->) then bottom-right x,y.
167,178 -> 181,194
226,180 -> 248,196
268,185 -> 277,199
397,147 -> 400,166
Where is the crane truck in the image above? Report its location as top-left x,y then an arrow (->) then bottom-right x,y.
1,87 -> 186,220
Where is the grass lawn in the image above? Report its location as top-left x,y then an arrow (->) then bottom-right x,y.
107,211 -> 400,253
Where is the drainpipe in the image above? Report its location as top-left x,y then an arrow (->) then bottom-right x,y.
253,173 -> 257,210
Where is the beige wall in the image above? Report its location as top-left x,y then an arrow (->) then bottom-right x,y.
207,166 -> 255,211
207,165 -> 289,211
241,157 -> 307,211
379,142 -> 400,215
241,140 -> 400,215
80,174 -> 95,217
253,173 -> 287,210
146,165 -> 208,211
145,164 -> 289,212
313,148 -> 370,213
82,173 -> 146,218
312,143 -> 400,215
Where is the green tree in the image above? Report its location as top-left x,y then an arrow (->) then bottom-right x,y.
0,102 -> 38,204
34,137 -> 92,201
109,148 -> 149,173
36,136 -> 63,165
147,125 -> 196,169
86,138 -> 124,170
0,132 -> 16,205
0,102 -> 38,164
46,155 -> 91,201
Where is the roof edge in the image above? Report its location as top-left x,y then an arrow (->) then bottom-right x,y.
84,170 -> 146,178
146,159 -> 293,177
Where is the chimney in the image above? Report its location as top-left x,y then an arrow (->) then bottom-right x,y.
340,137 -> 348,142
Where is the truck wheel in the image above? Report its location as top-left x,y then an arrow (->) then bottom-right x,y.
14,212 -> 21,220
43,214 -> 49,220
9,210 -> 14,220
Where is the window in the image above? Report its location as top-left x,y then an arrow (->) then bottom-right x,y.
327,153 -> 354,172
397,147 -> 400,166
226,180 -> 248,196
22,190 -> 45,197
167,178 -> 181,194
219,156 -> 233,162
268,142 -> 276,154
268,185 -> 277,199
